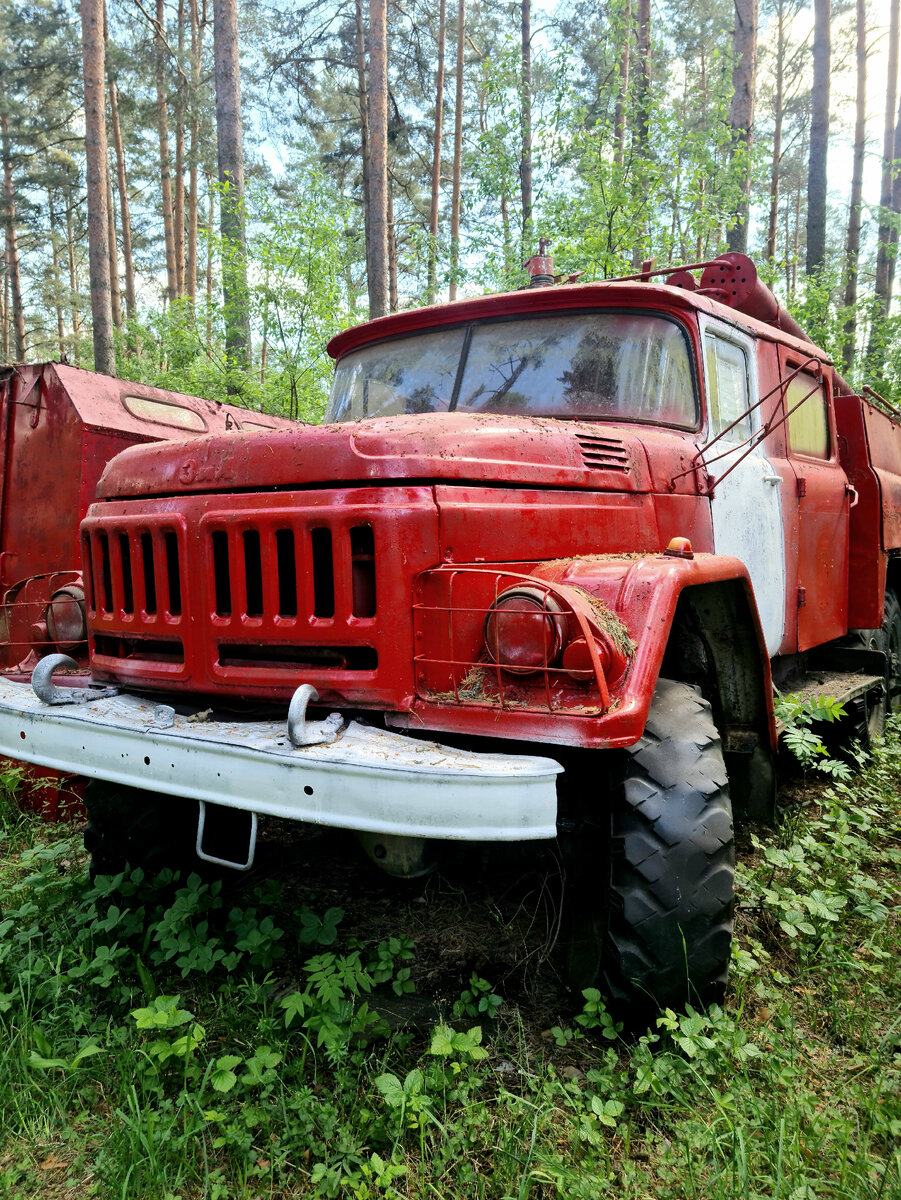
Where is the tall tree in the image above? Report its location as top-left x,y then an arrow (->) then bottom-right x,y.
47,190 -> 65,359
80,0 -> 115,374
355,0 -> 373,301
108,76 -> 136,320
0,111 -> 25,360
613,1 -> 631,170
185,0 -> 203,301
212,0 -> 250,372
449,0 -> 465,300
155,0 -> 178,303
868,0 -> 899,367
174,0 -> 186,297
726,0 -> 758,253
805,0 -> 830,275
106,169 -> 123,331
842,0 -> 867,373
367,0 -> 389,317
764,0 -> 786,262
426,0 -> 446,302
520,0 -> 533,254
630,0 -> 651,267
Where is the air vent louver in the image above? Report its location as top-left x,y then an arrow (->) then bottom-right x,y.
576,435 -> 630,472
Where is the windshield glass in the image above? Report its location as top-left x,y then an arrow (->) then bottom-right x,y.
326,313 -> 698,427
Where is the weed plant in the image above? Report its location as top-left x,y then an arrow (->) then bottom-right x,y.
0,726 -> 898,1198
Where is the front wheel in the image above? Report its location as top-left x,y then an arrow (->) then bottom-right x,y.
83,781 -> 199,881
564,678 -> 735,1017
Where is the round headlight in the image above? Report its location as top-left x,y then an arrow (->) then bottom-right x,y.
46,586 -> 87,650
484,587 -> 567,675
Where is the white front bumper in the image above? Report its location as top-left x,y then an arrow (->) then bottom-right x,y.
0,680 -> 562,841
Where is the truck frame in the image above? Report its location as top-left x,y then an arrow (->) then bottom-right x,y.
1,252 -> 898,1016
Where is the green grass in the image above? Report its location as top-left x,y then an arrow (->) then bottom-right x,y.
0,728 -> 899,1199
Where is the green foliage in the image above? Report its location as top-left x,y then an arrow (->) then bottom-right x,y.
775,691 -> 853,777
0,728 -> 899,1197
451,971 -> 502,1021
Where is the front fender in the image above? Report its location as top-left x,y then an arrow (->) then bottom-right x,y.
390,552 -> 775,751
533,552 -> 776,750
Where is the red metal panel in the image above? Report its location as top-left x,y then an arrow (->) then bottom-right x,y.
388,552 -> 774,750
85,487 -> 439,708
856,398 -> 901,549
834,394 -> 886,629
777,351 -> 850,650
95,414 -> 676,500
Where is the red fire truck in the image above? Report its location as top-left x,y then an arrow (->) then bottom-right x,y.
1,253 -> 897,1014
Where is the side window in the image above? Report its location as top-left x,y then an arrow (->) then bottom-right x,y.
786,370 -> 830,459
705,334 -> 751,442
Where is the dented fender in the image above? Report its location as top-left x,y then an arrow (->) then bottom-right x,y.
390,552 -> 775,752
533,552 -> 776,749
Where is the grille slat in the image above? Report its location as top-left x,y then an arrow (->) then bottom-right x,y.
140,533 -> 157,614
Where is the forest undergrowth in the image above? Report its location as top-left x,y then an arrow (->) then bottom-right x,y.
0,725 -> 898,1200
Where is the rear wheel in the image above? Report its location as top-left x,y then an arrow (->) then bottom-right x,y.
843,589 -> 901,745
83,781 -> 199,880
565,678 -> 735,1018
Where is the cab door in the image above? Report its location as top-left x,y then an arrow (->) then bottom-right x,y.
701,321 -> 786,656
778,353 -> 850,650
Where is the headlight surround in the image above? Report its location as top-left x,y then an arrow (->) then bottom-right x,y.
483,586 -> 568,675
46,586 -> 87,650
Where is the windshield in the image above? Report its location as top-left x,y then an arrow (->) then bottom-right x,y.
326,313 -> 698,428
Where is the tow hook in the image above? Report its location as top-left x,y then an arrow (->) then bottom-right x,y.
287,684 -> 344,747
31,654 -> 120,705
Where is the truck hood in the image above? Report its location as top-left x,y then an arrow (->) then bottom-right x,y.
95,412 -> 696,499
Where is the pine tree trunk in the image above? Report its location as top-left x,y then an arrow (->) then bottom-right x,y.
173,0 -> 186,297
186,0 -> 202,301
765,0 -> 785,263
106,168 -> 123,331
887,87 -> 901,298
426,0 -> 446,302
501,191 -> 512,280
867,0 -> 899,367
388,183 -> 398,312
633,0 -> 650,156
726,0 -> 758,254
367,0 -> 389,318
805,0 -> 830,276
449,0 -> 465,301
842,0 -> 866,373
874,0 -> 900,306
205,173 -> 214,351
65,198 -> 81,362
108,78 -> 137,320
213,0 -> 251,375
613,0 -> 630,169
47,192 -> 66,359
1,268 -> 8,362
355,0 -> 373,298
80,0 -> 115,375
520,0 -> 533,255
0,113 -> 26,361
630,0 -> 651,268
156,0 -> 178,303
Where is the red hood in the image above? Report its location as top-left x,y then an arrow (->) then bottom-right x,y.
93,413 -> 697,498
